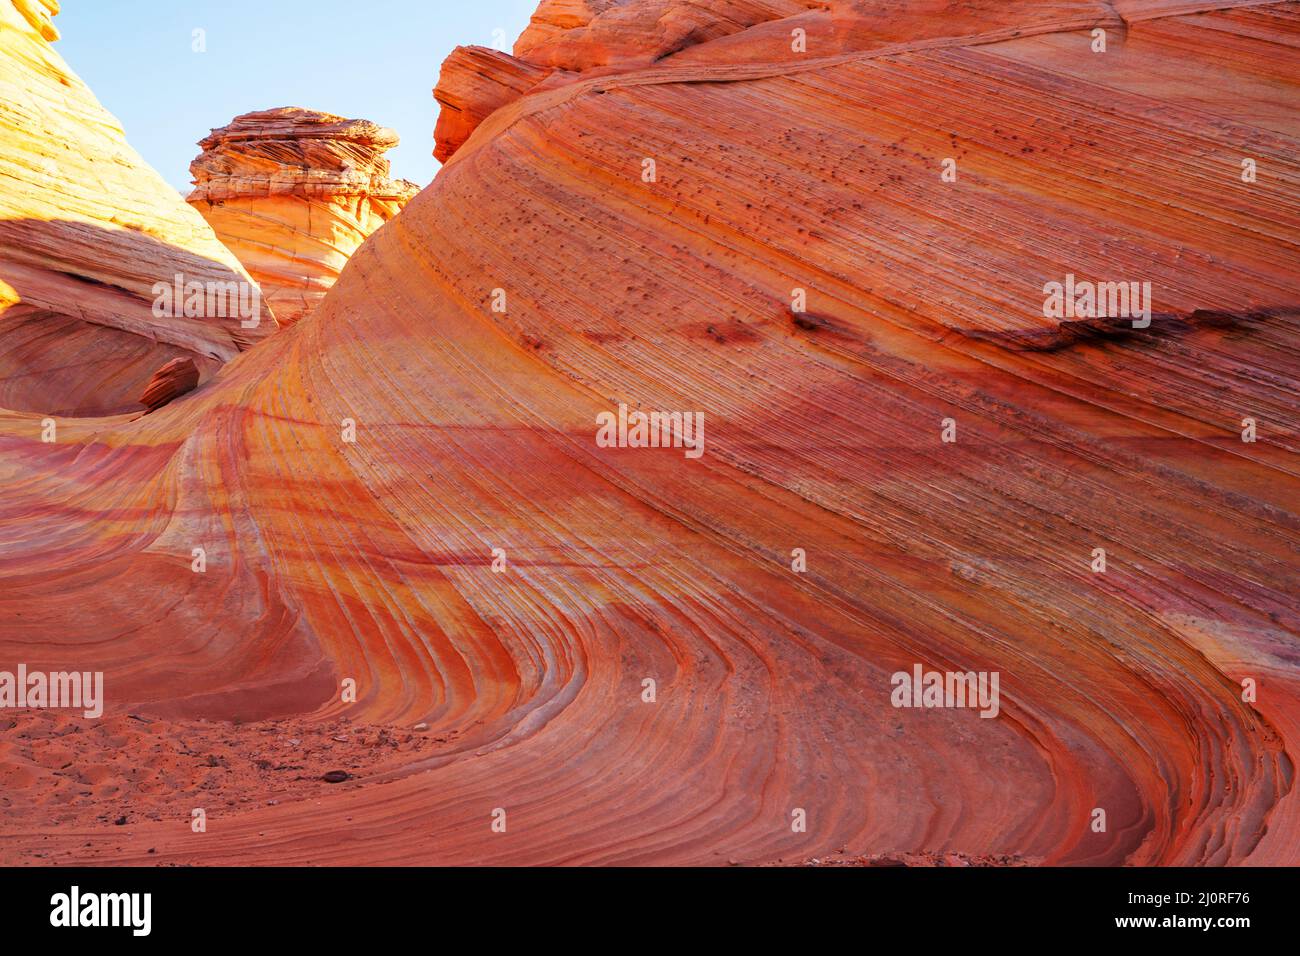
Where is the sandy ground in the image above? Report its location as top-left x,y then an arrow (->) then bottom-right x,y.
0,710 -> 439,863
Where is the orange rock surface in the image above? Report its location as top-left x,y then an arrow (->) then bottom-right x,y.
434,48 -> 559,163
0,0 -> 274,417
187,108 -> 418,326
1,0 -> 1298,866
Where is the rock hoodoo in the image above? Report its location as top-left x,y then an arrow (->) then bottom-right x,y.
187,108 -> 419,326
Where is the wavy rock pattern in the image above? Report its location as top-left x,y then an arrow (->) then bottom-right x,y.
436,1 -> 1126,162
0,0 -> 1297,865
187,108 -> 419,327
0,1 -> 274,417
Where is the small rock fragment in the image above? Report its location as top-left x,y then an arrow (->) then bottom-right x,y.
139,357 -> 199,412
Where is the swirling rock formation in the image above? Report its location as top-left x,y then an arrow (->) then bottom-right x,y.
1,0 -> 1298,866
435,0 -> 1130,161
0,0 -> 274,417
187,108 -> 419,326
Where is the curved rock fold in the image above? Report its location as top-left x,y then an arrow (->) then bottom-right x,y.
0,0 -> 1297,867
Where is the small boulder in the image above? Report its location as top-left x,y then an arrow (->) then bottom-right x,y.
139,357 -> 199,412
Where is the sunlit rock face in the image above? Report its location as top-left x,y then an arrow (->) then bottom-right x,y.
434,0 -> 1128,161
0,0 -> 1298,867
0,0 -> 273,417
187,108 -> 419,326
434,48 -> 559,164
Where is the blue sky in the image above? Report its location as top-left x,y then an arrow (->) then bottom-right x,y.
56,0 -> 540,193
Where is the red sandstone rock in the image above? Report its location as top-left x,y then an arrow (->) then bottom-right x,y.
434,1 -> 1122,163
188,108 -> 419,326
138,357 -> 200,412
434,48 -> 559,163
515,0 -> 825,70
1,0 -> 1298,869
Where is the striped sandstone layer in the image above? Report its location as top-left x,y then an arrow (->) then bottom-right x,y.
0,1 -> 274,417
188,108 -> 418,327
0,0 -> 1297,865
